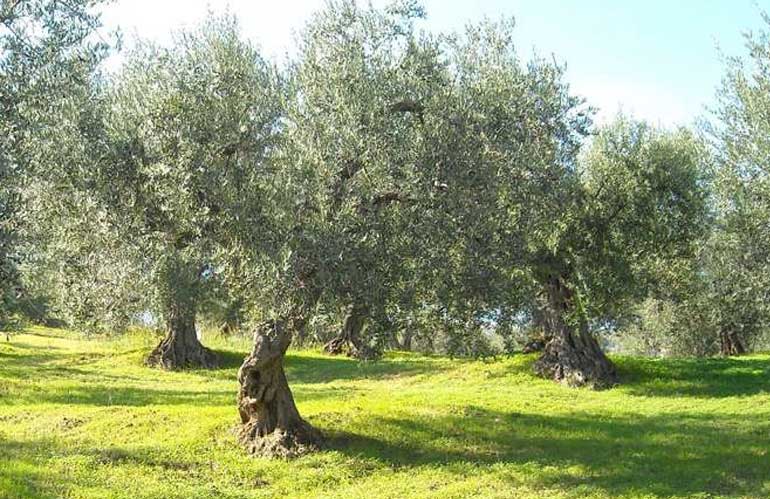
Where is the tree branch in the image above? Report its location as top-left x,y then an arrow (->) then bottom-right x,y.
389,99 -> 424,122
0,0 -> 23,25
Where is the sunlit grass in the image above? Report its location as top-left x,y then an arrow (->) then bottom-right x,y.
1,326 -> 770,498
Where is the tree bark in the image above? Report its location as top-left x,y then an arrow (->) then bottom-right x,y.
533,275 -> 618,388
146,298 -> 218,369
237,316 -> 321,458
719,328 -> 746,356
323,303 -> 376,359
399,329 -> 413,351
146,256 -> 217,369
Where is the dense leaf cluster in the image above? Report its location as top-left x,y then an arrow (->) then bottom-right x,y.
5,0 -> 770,368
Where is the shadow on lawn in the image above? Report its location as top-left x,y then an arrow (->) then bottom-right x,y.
0,438 -> 69,499
204,348 -> 452,385
326,407 -> 770,498
1,370 -> 353,407
617,355 -> 770,398
0,437 -> 218,499
285,353 -> 449,385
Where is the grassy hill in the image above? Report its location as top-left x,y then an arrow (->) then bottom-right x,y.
1,327 -> 769,499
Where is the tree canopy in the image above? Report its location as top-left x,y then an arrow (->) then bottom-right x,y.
6,0 -> 769,461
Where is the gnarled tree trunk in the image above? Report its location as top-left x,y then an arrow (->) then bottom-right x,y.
534,275 -> 618,388
719,328 -> 746,356
523,302 -> 551,353
323,303 -> 376,359
146,298 -> 218,369
146,257 -> 217,369
237,316 -> 321,458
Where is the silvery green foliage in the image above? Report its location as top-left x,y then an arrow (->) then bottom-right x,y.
701,13 -> 770,351
256,1 -> 588,352
18,58 -> 148,333
575,117 -> 709,322
411,18 -> 592,342
22,188 -> 150,332
414,28 -> 706,354
253,1 -> 703,359
91,15 -> 285,331
1,0 -> 108,330
239,0 -> 444,333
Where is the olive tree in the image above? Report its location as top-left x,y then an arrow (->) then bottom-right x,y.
533,117 -> 708,386
403,18 -> 590,364
234,0 -> 446,457
22,183 -> 151,333
419,58 -> 706,386
1,0 -> 109,331
94,17 -> 283,367
706,14 -> 770,354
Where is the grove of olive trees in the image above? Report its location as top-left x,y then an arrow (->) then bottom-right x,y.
4,0 -> 770,464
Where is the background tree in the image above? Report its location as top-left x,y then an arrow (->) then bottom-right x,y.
21,187 -> 151,333
403,18 -> 587,365
85,16 -> 284,367
705,13 -> 770,355
0,0 -> 109,332
535,117 -> 708,386
419,57 -> 707,387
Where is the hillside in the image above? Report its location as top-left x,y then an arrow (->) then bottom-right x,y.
1,328 -> 769,499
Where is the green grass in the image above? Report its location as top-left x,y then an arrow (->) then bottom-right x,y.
1,327 -> 770,499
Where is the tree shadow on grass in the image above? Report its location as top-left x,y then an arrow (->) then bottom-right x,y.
0,437 -> 223,499
0,342 -> 69,364
325,407 -> 770,498
0,438 -> 69,499
617,355 -> 770,398
285,353 -> 450,385
1,341 -> 371,407
0,373 -> 237,406
2,371 -> 358,408
200,349 -> 453,386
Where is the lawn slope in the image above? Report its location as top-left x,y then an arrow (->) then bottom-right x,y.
1,327 -> 769,499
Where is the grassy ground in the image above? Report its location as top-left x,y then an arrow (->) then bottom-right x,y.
1,327 -> 769,499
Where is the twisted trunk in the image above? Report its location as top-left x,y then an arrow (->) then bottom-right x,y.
237,315 -> 321,458
523,305 -> 549,353
534,275 -> 618,388
146,298 -> 218,369
323,303 -> 376,359
146,257 -> 217,369
719,328 -> 746,356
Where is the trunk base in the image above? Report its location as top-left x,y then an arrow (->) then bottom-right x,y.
146,335 -> 219,369
323,336 -> 348,356
239,419 -> 322,458
534,274 -> 618,388
238,319 -> 322,458
534,333 -> 618,389
322,336 -> 378,360
322,305 -> 377,360
720,330 -> 746,356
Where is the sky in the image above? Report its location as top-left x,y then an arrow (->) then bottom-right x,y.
98,0 -> 770,127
